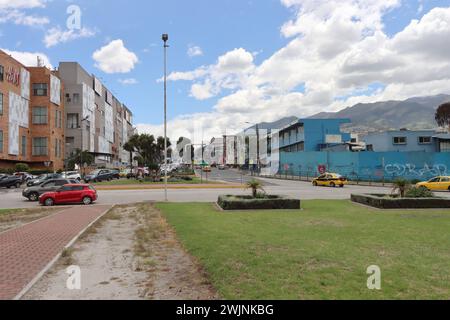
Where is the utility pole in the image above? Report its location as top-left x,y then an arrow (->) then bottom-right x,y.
162,34 -> 169,202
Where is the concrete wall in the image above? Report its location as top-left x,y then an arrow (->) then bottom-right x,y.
280,151 -> 450,181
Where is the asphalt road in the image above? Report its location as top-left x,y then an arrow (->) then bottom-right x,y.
1,169 -> 449,209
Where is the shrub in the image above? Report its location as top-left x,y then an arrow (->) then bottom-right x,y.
405,187 -> 434,198
15,163 -> 30,173
218,195 -> 301,210
392,178 -> 411,198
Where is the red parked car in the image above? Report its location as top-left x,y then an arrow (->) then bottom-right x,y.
39,184 -> 98,206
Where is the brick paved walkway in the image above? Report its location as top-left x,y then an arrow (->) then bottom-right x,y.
0,205 -> 112,300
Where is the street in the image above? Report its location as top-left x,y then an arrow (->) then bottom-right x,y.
1,169 -> 448,209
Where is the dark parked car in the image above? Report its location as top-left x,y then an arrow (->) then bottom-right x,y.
0,175 -> 23,189
39,184 -> 98,206
27,173 -> 63,187
84,169 -> 114,183
22,179 -> 80,201
109,169 -> 120,180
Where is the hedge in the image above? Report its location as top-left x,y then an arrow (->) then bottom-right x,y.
218,195 -> 301,211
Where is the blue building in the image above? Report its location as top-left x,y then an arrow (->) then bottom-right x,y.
278,119 -> 450,181
363,130 -> 440,153
279,119 -> 352,153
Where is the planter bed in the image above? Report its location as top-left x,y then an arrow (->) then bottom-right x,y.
351,194 -> 450,209
218,195 -> 301,211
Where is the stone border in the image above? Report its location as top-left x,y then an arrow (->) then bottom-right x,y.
218,195 -> 301,211
351,194 -> 450,209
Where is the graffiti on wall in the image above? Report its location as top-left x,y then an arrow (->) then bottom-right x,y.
384,163 -> 448,177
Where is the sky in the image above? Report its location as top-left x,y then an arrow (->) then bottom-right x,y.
1,0 -> 450,142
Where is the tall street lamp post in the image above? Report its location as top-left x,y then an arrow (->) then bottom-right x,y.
162,34 -> 169,202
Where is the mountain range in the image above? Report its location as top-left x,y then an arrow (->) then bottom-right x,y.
310,94 -> 450,133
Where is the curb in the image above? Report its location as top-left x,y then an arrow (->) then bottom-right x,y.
13,205 -> 115,300
95,185 -> 243,191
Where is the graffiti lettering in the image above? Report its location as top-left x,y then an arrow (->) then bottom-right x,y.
385,163 -> 448,177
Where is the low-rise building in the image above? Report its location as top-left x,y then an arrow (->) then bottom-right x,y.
279,118 -> 352,153
0,50 -> 65,171
363,129 -> 441,153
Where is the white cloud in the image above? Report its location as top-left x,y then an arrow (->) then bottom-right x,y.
1,48 -> 52,68
140,1 -> 450,142
119,78 -> 138,85
93,39 -> 139,74
0,9 -> 48,26
187,45 -> 203,57
0,0 -> 46,10
44,27 -> 96,48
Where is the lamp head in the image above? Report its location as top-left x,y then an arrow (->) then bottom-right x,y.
162,34 -> 169,42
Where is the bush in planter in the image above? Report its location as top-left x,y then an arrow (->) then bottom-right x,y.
405,187 -> 434,198
15,163 -> 30,173
218,195 -> 300,210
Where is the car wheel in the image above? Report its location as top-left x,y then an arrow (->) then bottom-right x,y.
29,193 -> 39,202
339,185 -> 344,188
44,198 -> 55,207
419,186 -> 429,192
15,182 -> 21,189
313,181 -> 318,187
330,182 -> 336,188
82,196 -> 92,205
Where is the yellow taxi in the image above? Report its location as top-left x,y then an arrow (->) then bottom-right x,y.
416,176 -> 450,191
312,173 -> 348,188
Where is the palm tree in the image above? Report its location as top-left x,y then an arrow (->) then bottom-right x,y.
123,141 -> 135,170
392,178 -> 411,198
246,179 -> 265,198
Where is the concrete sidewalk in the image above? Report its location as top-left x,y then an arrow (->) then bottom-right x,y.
0,205 -> 112,300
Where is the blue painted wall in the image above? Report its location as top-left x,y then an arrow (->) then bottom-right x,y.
280,151 -> 450,181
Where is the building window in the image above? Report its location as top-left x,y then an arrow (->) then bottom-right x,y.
32,137 -> 48,156
55,110 -> 62,128
418,136 -> 432,145
73,93 -> 80,104
65,93 -> 71,104
55,138 -> 59,157
0,65 -> 3,82
393,137 -> 407,145
21,136 -> 27,156
33,83 -> 48,96
440,141 -> 450,153
32,107 -> 48,124
0,130 -> 3,153
0,92 -> 3,115
67,113 -> 79,129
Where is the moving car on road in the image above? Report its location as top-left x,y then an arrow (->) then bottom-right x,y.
39,184 -> 98,206
312,173 -> 348,188
0,175 -> 23,189
416,176 -> 450,191
27,173 -> 63,187
23,179 -> 80,201
84,169 -> 113,183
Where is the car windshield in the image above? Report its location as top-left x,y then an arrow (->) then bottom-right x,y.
37,174 -> 47,179
90,170 -> 101,175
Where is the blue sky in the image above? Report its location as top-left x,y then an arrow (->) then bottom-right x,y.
1,0 -> 450,139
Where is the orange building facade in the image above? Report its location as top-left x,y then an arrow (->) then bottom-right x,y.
0,50 -> 65,171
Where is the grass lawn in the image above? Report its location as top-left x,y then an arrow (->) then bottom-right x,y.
156,200 -> 450,300
93,177 -> 219,186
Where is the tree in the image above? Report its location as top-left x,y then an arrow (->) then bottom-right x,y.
245,179 -> 265,198
435,102 -> 450,132
123,141 -> 135,169
67,149 -> 94,171
15,163 -> 30,172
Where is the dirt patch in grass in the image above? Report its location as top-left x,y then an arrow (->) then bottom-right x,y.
0,207 -> 60,233
22,205 -> 148,300
22,203 -> 218,300
134,203 -> 218,300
